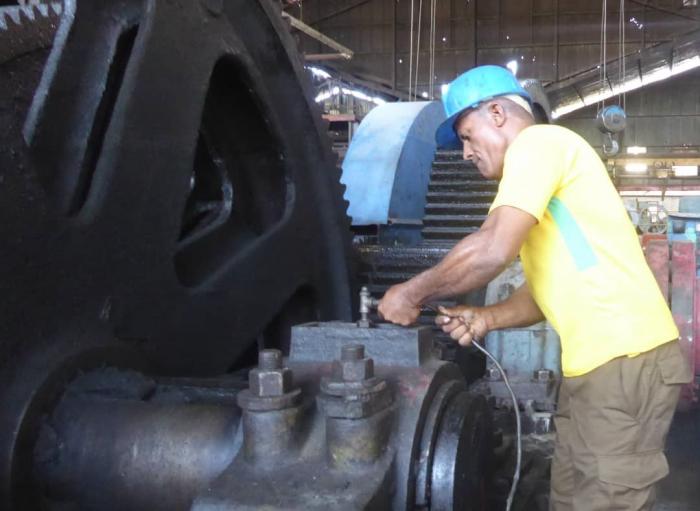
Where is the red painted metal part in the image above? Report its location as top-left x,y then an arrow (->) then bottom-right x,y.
670,241 -> 697,409
695,278 -> 700,386
643,237 -> 699,409
643,238 -> 670,302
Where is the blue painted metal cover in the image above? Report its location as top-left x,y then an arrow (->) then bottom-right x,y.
341,101 -> 446,226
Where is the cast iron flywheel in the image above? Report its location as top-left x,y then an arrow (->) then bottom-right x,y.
0,1 -> 355,508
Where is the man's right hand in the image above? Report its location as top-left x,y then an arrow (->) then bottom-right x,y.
435,305 -> 491,346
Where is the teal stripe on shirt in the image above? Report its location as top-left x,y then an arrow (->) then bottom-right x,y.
546,197 -> 598,271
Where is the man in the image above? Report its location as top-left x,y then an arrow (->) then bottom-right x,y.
378,65 -> 692,510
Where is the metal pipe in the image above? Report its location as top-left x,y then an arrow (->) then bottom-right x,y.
34,397 -> 241,511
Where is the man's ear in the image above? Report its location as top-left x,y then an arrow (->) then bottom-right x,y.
486,101 -> 507,128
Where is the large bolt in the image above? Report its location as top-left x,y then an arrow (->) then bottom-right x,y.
533,369 -> 554,383
484,367 -> 501,381
249,349 -> 292,397
337,344 -> 374,382
259,349 -> 283,370
341,344 -> 365,361
358,287 -> 378,328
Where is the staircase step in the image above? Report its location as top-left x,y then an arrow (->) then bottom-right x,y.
426,191 -> 496,203
423,214 -> 487,227
429,181 -> 497,192
422,226 -> 479,239
425,202 -> 491,214
434,150 -> 466,162
432,159 -> 478,168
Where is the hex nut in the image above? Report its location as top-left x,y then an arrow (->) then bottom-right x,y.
249,367 -> 293,397
340,357 -> 374,382
484,367 -> 501,381
533,369 -> 554,383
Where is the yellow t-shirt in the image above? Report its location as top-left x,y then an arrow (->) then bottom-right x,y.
489,124 -> 678,377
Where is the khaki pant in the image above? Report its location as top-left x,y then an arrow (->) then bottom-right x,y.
550,340 -> 693,511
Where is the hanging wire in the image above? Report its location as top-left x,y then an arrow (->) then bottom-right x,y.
414,0 -> 424,100
409,0 -> 415,101
429,0 -> 437,99
599,0 -> 608,111
621,0 -> 626,110
430,0 -> 437,99
617,0 -> 623,104
428,0 -> 431,98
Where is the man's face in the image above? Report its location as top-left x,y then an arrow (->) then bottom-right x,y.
454,104 -> 508,180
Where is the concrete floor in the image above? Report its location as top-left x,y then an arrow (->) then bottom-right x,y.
657,407 -> 700,510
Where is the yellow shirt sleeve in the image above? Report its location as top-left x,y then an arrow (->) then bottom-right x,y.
489,127 -> 566,222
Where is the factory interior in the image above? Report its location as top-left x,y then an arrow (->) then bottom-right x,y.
1,0 -> 700,509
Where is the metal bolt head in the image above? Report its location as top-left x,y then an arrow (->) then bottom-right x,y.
341,344 -> 365,361
341,357 -> 374,382
485,367 -> 500,381
249,366 -> 293,397
258,349 -> 283,370
534,369 -> 554,383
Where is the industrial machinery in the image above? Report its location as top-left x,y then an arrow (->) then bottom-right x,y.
0,1 -> 494,510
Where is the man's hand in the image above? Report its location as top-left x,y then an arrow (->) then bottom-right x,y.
377,283 -> 421,326
436,305 -> 491,346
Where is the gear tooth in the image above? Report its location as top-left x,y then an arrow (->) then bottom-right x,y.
18,5 -> 34,23
0,2 -> 61,65
36,4 -> 49,18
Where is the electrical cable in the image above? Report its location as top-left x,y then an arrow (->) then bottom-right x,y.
470,340 -> 521,511
414,0 -> 424,100
409,0 -> 415,101
429,0 -> 436,99
621,0 -> 626,110
364,289 -> 523,510
599,0 -> 608,111
423,304 -> 522,511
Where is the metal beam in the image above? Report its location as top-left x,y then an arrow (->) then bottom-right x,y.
629,0 -> 700,22
309,0 -> 373,27
322,64 -> 411,101
281,12 -> 353,59
305,53 -> 352,61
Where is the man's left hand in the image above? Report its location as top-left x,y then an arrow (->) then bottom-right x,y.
377,283 -> 421,326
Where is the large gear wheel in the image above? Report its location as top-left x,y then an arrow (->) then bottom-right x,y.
0,1 -> 355,508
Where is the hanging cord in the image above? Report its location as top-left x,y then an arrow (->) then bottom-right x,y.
408,0 -> 415,101
414,0 -> 424,100
599,0 -> 608,111
428,0 -> 433,98
617,0 -> 622,103
429,0 -> 437,99
621,0 -> 626,110
470,341 -> 522,511
430,0 -> 437,99
422,304 -> 522,511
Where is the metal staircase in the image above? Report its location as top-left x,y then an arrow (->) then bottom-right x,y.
355,149 -> 498,373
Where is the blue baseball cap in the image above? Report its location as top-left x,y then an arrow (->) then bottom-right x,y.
435,65 -> 532,149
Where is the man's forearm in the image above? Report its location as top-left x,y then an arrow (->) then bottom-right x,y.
403,228 -> 510,305
483,283 -> 545,330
